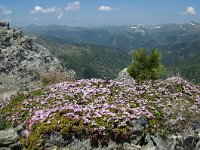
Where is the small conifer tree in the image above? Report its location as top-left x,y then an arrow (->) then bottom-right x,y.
127,48 -> 164,80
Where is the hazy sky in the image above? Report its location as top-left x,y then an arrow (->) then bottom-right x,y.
0,0 -> 200,26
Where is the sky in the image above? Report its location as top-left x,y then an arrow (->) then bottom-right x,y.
0,0 -> 200,26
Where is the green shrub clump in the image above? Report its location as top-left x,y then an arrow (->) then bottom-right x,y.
127,48 -> 164,81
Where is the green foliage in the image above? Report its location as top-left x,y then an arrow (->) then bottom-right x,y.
35,38 -> 131,79
127,48 -> 164,81
0,116 -> 12,130
1,77 -> 200,148
0,89 -> 44,127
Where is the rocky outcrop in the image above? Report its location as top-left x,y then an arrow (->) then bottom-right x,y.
1,119 -> 199,150
116,68 -> 136,85
0,21 -> 8,28
0,21 -> 75,101
42,122 -> 200,150
0,125 -> 24,150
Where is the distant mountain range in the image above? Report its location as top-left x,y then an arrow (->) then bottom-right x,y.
22,21 -> 200,83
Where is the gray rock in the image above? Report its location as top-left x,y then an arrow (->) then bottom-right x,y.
196,141 -> 200,150
67,139 -> 92,150
174,136 -> 199,150
123,142 -> 139,150
141,135 -> 157,150
0,147 -> 9,150
45,131 -> 72,147
163,134 -> 200,150
165,76 -> 183,84
130,120 -> 144,145
0,21 -> 6,27
116,68 -> 135,85
0,127 -> 19,146
44,131 -> 125,150
0,21 -> 76,101
169,138 -> 176,150
0,125 -> 24,149
21,129 -> 30,138
9,143 -> 23,150
149,135 -> 163,150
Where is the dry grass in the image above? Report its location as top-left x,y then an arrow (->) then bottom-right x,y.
40,70 -> 75,86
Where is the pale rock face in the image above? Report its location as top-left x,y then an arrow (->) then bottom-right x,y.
0,21 -> 75,101
116,68 -> 136,85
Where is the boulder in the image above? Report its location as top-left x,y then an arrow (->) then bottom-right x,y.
116,68 -> 135,85
0,128 -> 19,146
0,125 -> 24,150
0,21 -> 6,27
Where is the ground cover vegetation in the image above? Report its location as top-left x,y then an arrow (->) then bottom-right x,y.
0,77 -> 200,149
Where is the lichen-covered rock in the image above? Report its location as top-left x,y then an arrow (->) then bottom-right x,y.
0,127 -> 19,146
0,125 -> 24,150
0,21 -> 75,101
0,125 -> 22,147
116,68 -> 135,85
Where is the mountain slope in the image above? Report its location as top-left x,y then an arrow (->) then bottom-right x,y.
23,22 -> 200,83
22,22 -> 200,51
36,37 -> 131,79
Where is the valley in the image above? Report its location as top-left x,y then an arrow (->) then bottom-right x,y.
23,21 -> 200,83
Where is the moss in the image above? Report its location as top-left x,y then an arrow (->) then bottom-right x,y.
168,84 -> 184,93
25,109 -> 134,149
111,86 -> 123,94
25,113 -> 88,149
108,97 -> 116,104
2,93 -> 25,112
29,89 -> 44,98
0,89 -> 45,127
160,128 -> 170,138
0,116 -> 12,130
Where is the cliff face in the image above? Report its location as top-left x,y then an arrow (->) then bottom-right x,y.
0,21 -> 75,100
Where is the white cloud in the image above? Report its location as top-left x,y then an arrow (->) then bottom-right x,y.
0,5 -> 12,15
30,6 -> 64,20
57,13 -> 64,19
182,6 -> 196,15
99,6 -> 112,11
99,5 -> 119,11
65,1 -> 80,11
30,6 -> 58,14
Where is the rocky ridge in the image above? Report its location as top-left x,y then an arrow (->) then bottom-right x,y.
0,21 -> 75,100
